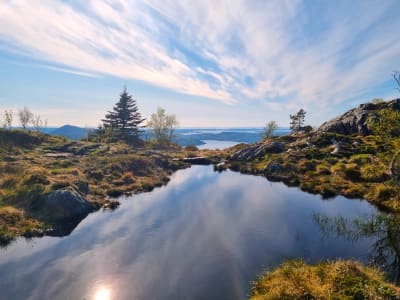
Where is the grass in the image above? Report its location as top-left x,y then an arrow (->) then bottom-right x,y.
226,132 -> 400,213
0,129 -> 222,243
251,259 -> 400,300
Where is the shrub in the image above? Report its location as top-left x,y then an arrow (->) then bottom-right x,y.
374,184 -> 397,201
184,145 -> 199,151
321,185 -> 337,198
24,174 -> 49,185
121,172 -> 136,184
106,188 -> 123,198
344,168 -> 361,181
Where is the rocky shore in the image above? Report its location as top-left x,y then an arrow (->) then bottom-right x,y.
226,99 -> 400,212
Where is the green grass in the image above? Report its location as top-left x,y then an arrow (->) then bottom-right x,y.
251,259 -> 400,300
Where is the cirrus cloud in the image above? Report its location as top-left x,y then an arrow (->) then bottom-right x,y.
0,0 -> 399,116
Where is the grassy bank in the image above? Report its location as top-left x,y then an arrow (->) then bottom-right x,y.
225,132 -> 400,213
0,129 -> 217,243
251,259 -> 400,299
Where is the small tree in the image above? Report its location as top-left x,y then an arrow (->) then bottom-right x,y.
102,88 -> 145,142
147,107 -> 178,146
2,110 -> 13,129
31,115 -> 45,132
18,107 -> 33,129
290,109 -> 306,131
263,121 -> 278,139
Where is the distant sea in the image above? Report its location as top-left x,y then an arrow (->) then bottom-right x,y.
38,126 -> 291,149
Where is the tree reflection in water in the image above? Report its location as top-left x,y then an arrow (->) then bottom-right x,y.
314,212 -> 400,283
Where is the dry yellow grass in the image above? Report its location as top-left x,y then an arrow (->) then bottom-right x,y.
251,260 -> 400,300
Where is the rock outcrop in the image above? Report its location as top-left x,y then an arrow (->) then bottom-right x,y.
230,141 -> 285,161
44,187 -> 94,221
316,99 -> 400,135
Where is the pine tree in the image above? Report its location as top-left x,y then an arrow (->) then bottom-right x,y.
289,114 -> 298,131
290,109 -> 306,131
102,88 -> 145,142
297,109 -> 306,129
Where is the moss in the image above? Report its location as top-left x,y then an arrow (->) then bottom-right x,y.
250,260 -> 400,300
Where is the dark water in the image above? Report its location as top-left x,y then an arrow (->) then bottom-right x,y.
0,166 -> 379,300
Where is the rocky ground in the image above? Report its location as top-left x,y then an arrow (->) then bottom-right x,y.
225,99 -> 400,213
0,130 -> 221,245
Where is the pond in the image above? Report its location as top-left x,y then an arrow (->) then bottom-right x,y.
0,165 -> 381,299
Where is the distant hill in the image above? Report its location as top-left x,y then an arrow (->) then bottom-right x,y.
46,126 -> 291,144
50,125 -> 90,140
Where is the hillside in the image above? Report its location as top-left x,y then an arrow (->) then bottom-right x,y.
226,99 -> 400,212
49,124 -> 90,140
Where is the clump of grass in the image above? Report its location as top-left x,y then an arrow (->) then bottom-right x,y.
373,184 -> 398,202
0,175 -> 18,189
343,167 -> 361,181
23,173 -> 50,185
251,259 -> 400,300
184,145 -> 199,151
0,206 -> 45,246
360,163 -> 390,182
121,172 -> 136,184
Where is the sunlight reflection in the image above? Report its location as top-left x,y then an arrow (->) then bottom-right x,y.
94,287 -> 111,300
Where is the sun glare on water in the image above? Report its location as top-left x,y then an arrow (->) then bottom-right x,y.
94,287 -> 111,300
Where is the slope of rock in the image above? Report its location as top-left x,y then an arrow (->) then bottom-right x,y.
317,99 -> 400,135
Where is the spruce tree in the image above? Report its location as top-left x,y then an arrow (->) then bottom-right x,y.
102,88 -> 145,142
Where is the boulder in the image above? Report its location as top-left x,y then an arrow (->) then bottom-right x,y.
317,99 -> 400,135
230,141 -> 285,161
44,187 -> 94,221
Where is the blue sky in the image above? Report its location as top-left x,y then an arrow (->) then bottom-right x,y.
0,0 -> 399,127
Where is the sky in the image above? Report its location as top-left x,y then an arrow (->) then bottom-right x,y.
0,0 -> 399,128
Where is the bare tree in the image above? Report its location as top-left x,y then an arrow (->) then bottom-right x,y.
394,71 -> 400,93
263,121 -> 278,139
2,110 -> 13,129
18,107 -> 33,129
147,107 -> 178,146
31,115 -> 44,131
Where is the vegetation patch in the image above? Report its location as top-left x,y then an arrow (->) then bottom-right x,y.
251,260 -> 400,300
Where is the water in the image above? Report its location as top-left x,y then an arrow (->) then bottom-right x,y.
197,140 -> 242,150
0,166 -> 379,300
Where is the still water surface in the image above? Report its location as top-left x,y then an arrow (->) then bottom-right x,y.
0,166 -> 378,299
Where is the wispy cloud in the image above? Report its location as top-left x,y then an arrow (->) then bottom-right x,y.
0,0 -> 399,114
